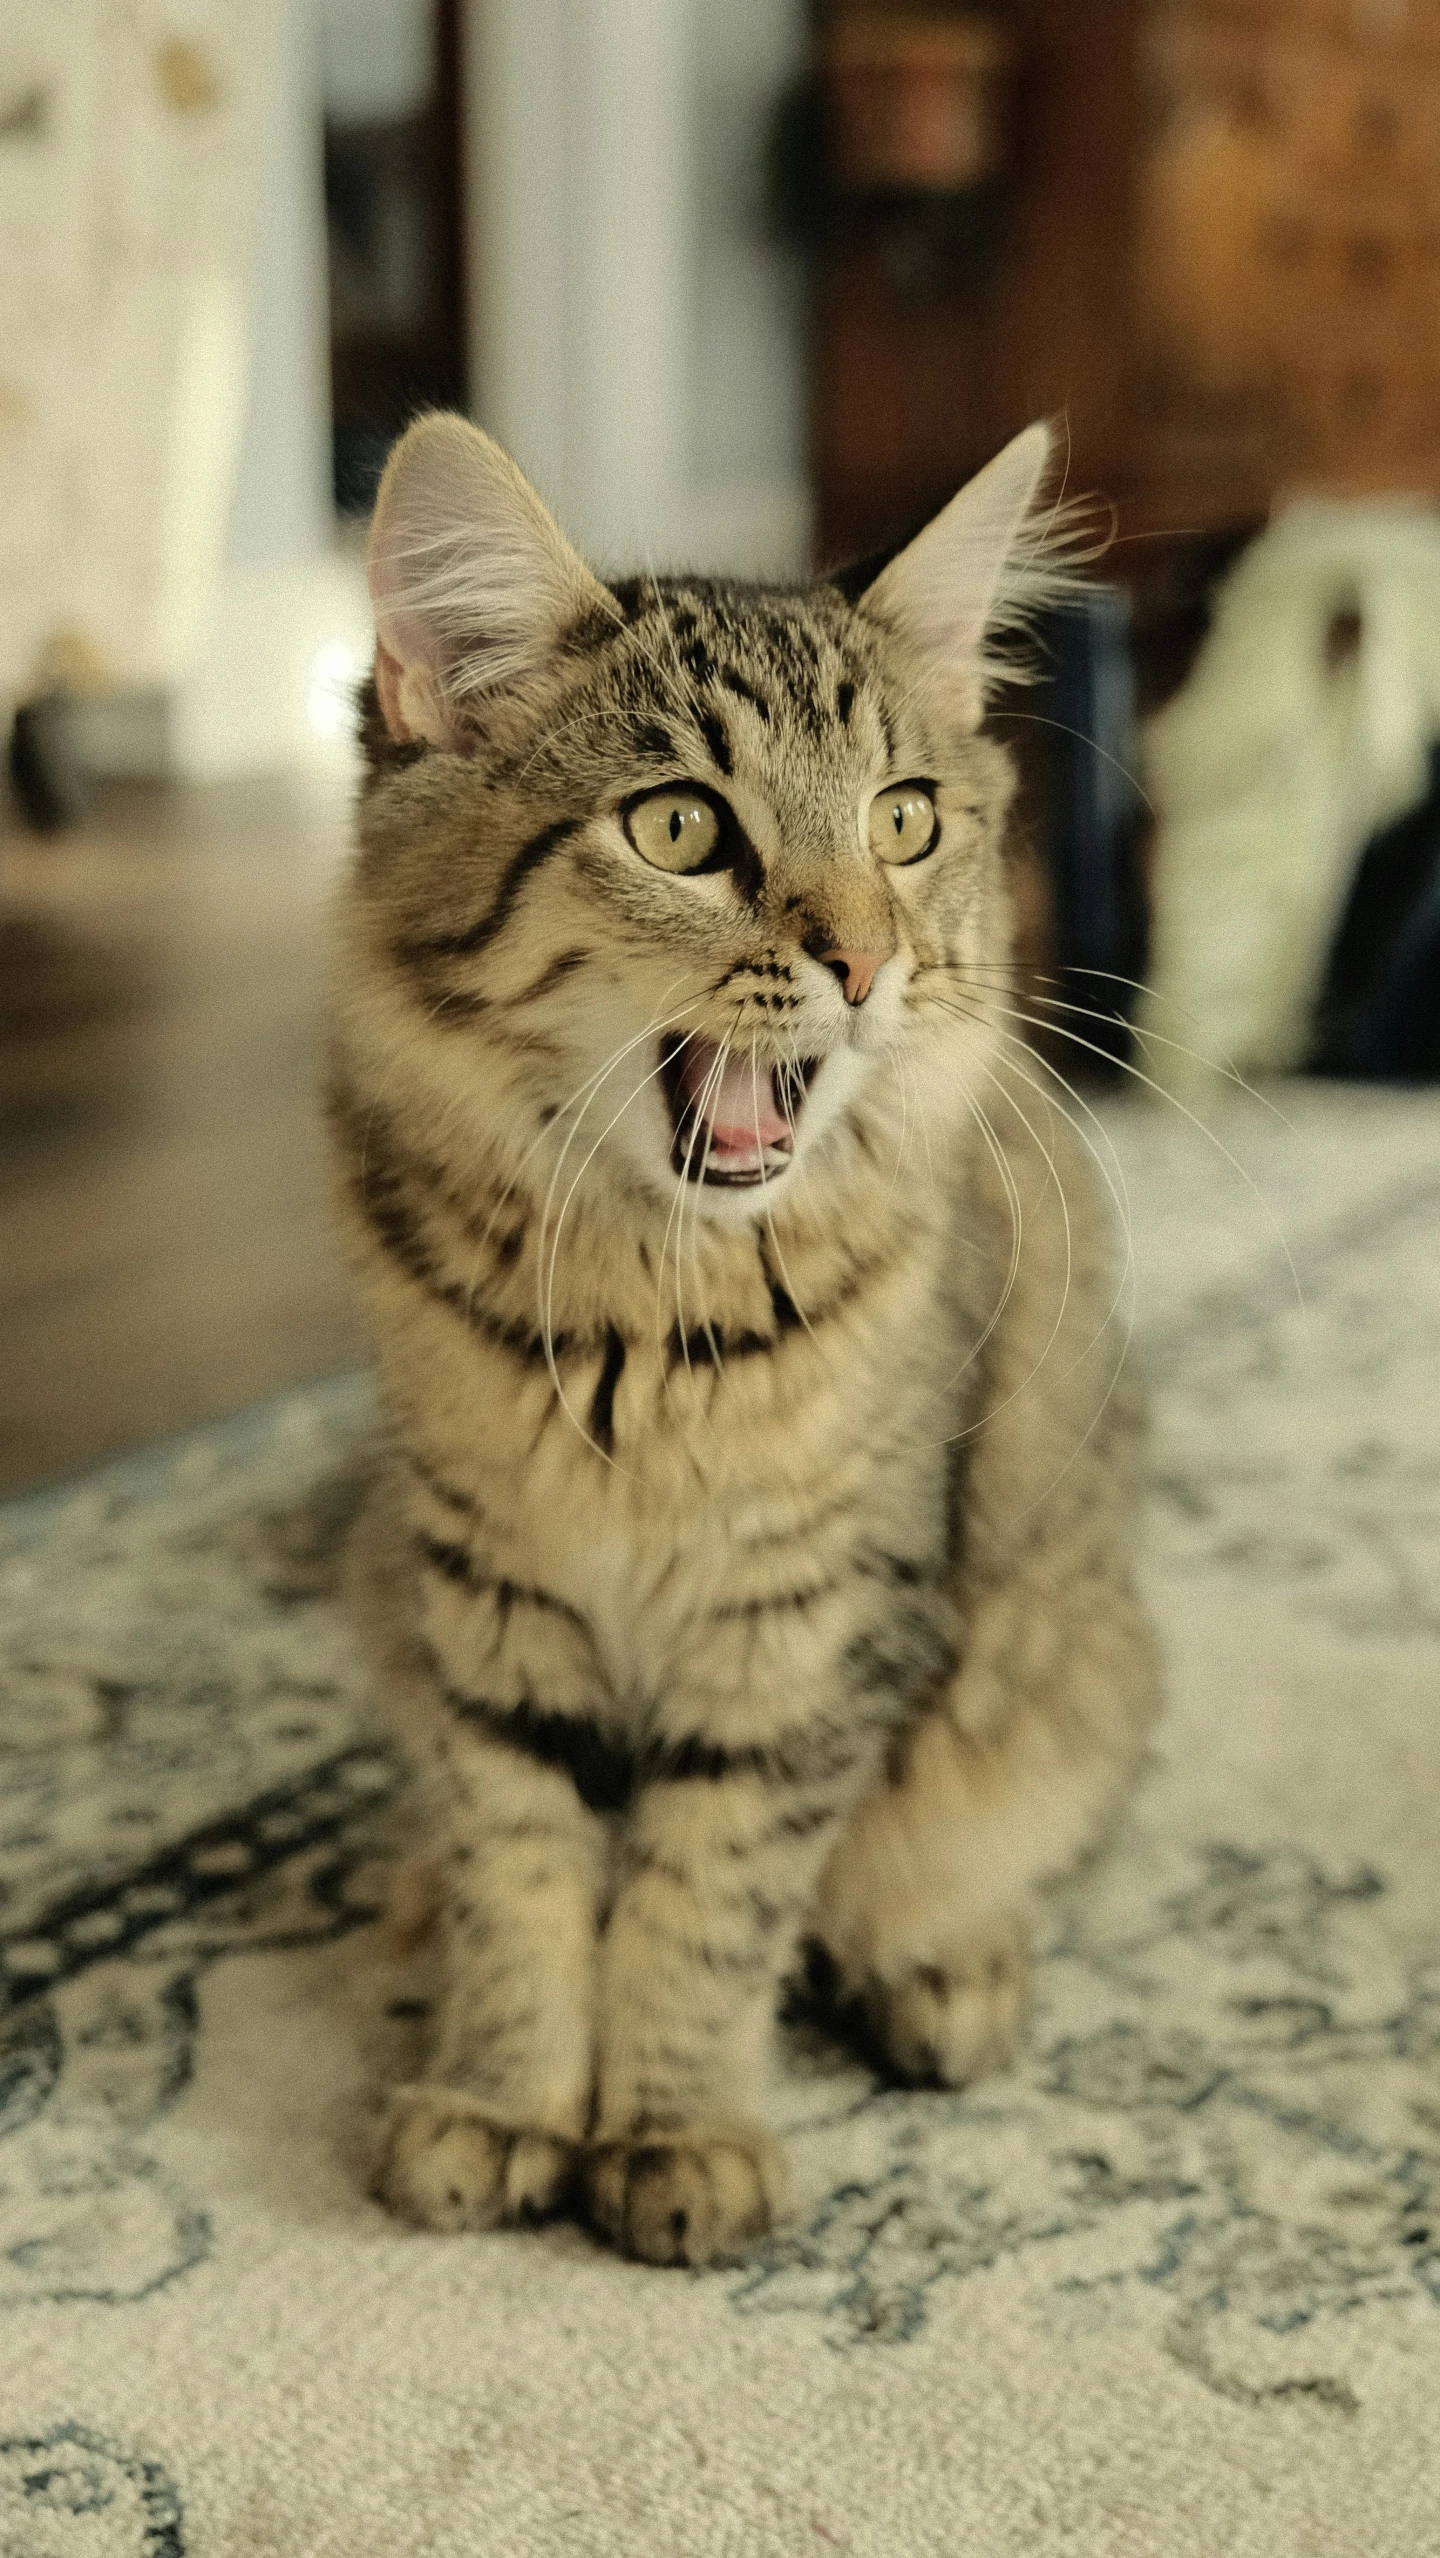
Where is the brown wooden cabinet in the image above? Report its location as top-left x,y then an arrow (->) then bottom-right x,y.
810,0 -> 1440,561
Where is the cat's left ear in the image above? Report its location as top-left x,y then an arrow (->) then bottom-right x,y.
859,422 -> 1060,724
367,413 -> 617,749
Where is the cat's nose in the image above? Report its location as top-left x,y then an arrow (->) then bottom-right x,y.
818,945 -> 891,1006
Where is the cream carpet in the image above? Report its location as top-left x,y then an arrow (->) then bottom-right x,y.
2,1084 -> 1438,2557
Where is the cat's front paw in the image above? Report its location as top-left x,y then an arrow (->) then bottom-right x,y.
375,2085 -> 577,2232
585,2122 -> 783,2266
855,1919 -> 1030,2087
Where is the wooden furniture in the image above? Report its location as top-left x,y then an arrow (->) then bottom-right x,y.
809,0 -> 1440,563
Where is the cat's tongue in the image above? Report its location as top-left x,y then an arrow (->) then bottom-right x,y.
676,1039 -> 789,1159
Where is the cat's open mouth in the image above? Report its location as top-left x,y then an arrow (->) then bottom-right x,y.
659,1034 -> 818,1186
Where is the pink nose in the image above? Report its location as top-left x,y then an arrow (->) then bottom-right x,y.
819,946 -> 891,1007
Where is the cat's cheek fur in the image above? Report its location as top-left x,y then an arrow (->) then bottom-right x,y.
334,413 -> 1159,2266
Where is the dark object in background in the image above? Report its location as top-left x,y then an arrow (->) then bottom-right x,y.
1310,742 -> 1440,1082
823,9 -> 1015,197
8,699 -> 91,833
325,0 -> 466,517
769,10 -> 1011,281
1032,588 -> 1149,1067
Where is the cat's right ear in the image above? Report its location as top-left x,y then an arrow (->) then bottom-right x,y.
857,423 -> 1079,725
366,414 -> 617,749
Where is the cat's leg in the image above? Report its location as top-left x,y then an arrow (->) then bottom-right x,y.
583,1768 -> 847,2267
376,1718 -> 607,2230
810,1095 -> 1163,2087
810,1559 -> 1158,2084
350,1476 -> 606,2230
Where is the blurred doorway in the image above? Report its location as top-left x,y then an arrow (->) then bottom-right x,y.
322,0 -> 468,518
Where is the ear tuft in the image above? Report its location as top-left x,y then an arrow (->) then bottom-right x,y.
366,414 -> 617,749
860,422 -> 1098,720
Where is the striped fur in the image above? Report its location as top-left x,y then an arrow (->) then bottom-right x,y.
332,417 -> 1160,2265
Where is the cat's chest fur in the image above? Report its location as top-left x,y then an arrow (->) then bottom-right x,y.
377,1192 -> 976,1726
524,1286 -> 957,1679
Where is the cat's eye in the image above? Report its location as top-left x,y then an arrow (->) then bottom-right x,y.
868,782 -> 938,866
625,788 -> 723,873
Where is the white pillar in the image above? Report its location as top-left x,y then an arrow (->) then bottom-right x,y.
463,0 -> 808,576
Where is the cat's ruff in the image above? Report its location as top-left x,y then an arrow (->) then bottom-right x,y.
332,412 -> 1159,2266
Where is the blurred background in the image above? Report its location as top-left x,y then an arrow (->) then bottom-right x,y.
4,0 -> 1440,1496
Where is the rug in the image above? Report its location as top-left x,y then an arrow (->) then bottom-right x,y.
2,1083 -> 1438,2557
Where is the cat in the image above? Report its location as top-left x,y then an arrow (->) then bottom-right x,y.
330,411 -> 1161,2267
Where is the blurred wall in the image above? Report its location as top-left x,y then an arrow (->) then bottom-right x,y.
0,2 -> 277,712
464,0 -> 809,576
225,1 -> 332,578
61,0 -> 809,781
171,0 -> 370,779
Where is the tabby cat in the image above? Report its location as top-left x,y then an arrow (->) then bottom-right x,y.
331,412 -> 1160,2266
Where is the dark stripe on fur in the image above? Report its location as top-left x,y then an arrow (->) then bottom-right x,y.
447,1695 -> 634,1814
417,1532 -> 592,1632
666,1323 -> 773,1370
767,1277 -> 804,1333
445,1691 -> 864,1814
855,1547 -> 933,1589
510,946 -> 590,1006
709,1580 -> 838,1621
842,1608 -> 957,1704
719,666 -> 771,722
698,710 -> 733,777
405,1450 -> 482,1518
589,1326 -> 627,1454
357,672 -> 427,779
769,1802 -> 840,1840
565,601 -> 625,655
333,1083 -> 599,1365
398,817 -> 581,962
662,1233 -> 896,1371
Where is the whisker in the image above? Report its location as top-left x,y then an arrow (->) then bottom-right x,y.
669,1032 -> 733,1405
915,952 -> 1300,1307
978,1049 -> 1075,1391
992,707 -> 1155,822
983,1042 -> 1139,1522
990,997 -> 1304,1309
990,1034 -> 1137,1314
534,1005 -> 709,1460
886,1042 -> 913,1198
983,1032 -> 1137,1388
927,980 -> 1139,1280
1006,980 -> 1298,1132
926,989 -> 1140,1340
684,1041 -> 729,1385
539,1047 -> 690,1466
653,1041 -> 722,1433
479,971 -> 705,1252
935,1081 -> 1027,1402
892,994 -> 1134,1456
751,1034 -> 826,1358
895,1064 -> 1054,1434
779,1020 -> 825,1230
922,955 -> 1297,1133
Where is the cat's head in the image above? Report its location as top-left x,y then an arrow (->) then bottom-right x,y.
347,414 -> 1068,1229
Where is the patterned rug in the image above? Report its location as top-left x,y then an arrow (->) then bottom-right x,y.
2,1084 -> 1438,2557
